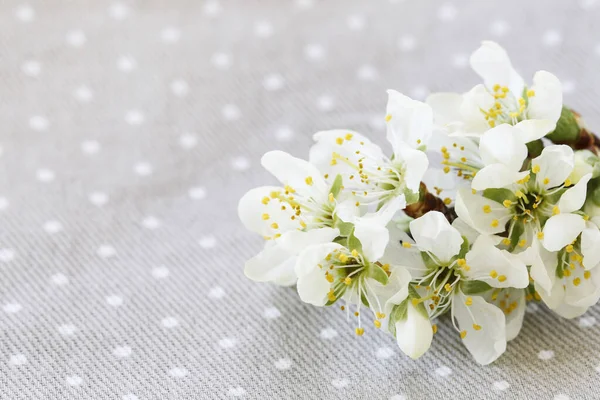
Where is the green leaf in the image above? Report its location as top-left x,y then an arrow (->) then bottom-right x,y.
461,280 -> 492,295
347,229 -> 363,254
329,174 -> 343,198
546,107 -> 580,143
482,188 -> 516,204
367,263 -> 389,285
335,221 -> 354,237
508,220 -> 525,252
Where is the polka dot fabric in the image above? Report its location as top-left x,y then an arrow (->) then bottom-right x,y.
1,0 -> 600,399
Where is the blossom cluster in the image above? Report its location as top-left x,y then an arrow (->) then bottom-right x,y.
238,41 -> 600,364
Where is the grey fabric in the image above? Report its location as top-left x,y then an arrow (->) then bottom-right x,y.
1,0 -> 600,399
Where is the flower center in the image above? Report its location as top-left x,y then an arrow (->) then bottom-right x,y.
481,84 -> 536,128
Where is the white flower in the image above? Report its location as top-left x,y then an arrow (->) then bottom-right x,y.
385,212 -> 528,364
455,144 -> 591,252
295,196 -> 410,335
427,41 -> 562,142
239,150 -> 354,285
309,91 -> 431,206
569,149 -> 597,184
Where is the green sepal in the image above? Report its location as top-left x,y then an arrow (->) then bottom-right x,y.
482,188 -> 516,204
546,107 -> 580,143
555,249 -> 566,279
546,187 -> 567,205
421,251 -> 439,271
526,139 -> 544,158
461,280 -> 492,295
457,236 -> 469,260
347,229 -> 363,254
335,221 -> 354,237
404,189 -> 420,205
329,174 -> 343,198
408,285 -> 429,319
367,263 -> 389,286
388,299 -> 409,336
508,220 -> 525,252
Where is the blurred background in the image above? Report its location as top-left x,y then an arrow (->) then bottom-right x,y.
1,1 -> 600,399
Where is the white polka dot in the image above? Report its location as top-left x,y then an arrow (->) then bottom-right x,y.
452,53 -> 469,68
227,387 -> 246,397
125,110 -> 145,125
262,307 -> 281,319
538,350 -> 555,360
3,303 -> 22,314
435,366 -> 452,377
81,140 -> 100,155
43,220 -> 63,234
152,266 -> 170,279
89,191 -> 108,206
376,347 -> 395,359
319,327 -> 338,339
123,395 -> 139,400
211,53 -> 232,70
437,3 -> 457,21
21,60 -> 41,77
0,197 -> 8,211
15,5 -> 34,22
50,273 -> 69,286
161,317 -> 179,328
595,363 -> 600,373
357,65 -> 378,81
108,3 -> 130,20
390,395 -> 406,400
58,324 -> 77,336
580,0 -> 598,9
113,346 -> 132,358
263,73 -> 285,91
36,168 -> 55,182
73,85 -> 94,102
542,30 -> 562,47
188,187 -> 207,200
562,80 -> 576,94
230,157 -> 250,171
317,95 -> 335,112
304,44 -> 325,61
490,20 -> 510,36
410,86 -> 429,100
0,248 -> 15,262
106,295 -> 123,307
493,380 -> 510,391
398,35 -> 416,52
579,316 -> 596,328
275,126 -> 294,142
222,104 -> 241,121
142,216 -> 161,229
168,367 -> 189,378
178,133 -> 198,150
29,115 -> 49,131
274,358 -> 291,370
66,30 -> 86,47
346,14 -> 366,30
331,378 -> 349,388
134,162 -> 153,176
254,21 -> 273,38
526,302 -> 539,313
66,376 -> 83,386
9,354 -> 27,366
170,79 -> 189,97
97,245 -> 116,258
218,337 -> 237,349
199,235 -> 217,249
554,395 -> 570,400
117,55 -> 137,72
204,0 -> 222,17
160,27 -> 181,43
208,286 -> 225,299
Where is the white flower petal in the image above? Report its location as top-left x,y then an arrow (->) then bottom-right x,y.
409,211 -> 463,264
452,217 -> 480,244
354,196 -> 405,261
529,239 -> 558,293
455,188 -> 512,235
532,145 -> 574,189
479,124 -> 527,172
504,289 -> 525,341
244,243 -> 297,285
426,92 -> 463,126
386,90 -> 433,149
514,119 -> 556,143
469,41 -> 524,96
453,291 -> 506,365
472,164 -> 528,191
564,267 -> 600,309
278,227 -> 340,253
262,150 -> 328,201
535,279 -> 565,311
394,301 -> 433,360
377,266 -> 412,332
558,173 -> 591,214
542,213 -> 586,251
295,243 -> 344,306
238,186 -> 295,236
581,224 -> 600,269
527,70 -> 563,123
459,84 -> 495,134
395,145 -> 429,193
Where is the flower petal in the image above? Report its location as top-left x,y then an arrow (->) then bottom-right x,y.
459,84 -> 495,134
542,213 -> 586,251
453,290 -> 507,365
386,90 -> 433,149
527,70 -> 563,123
394,301 -> 433,360
455,188 -> 512,235
472,164 -> 529,191
558,173 -> 591,213
529,239 -> 558,293
469,41 -> 524,95
581,224 -> 600,269
278,227 -> 340,253
409,211 -> 463,264
564,266 -> 600,309
514,119 -> 556,143
295,243 -> 344,306
426,92 -> 463,126
244,243 -> 297,286
532,145 -> 574,189
354,196 -> 405,261
479,124 -> 528,172
238,186 -> 296,236
395,145 -> 429,193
